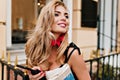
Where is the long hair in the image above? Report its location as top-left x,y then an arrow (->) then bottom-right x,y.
25,0 -> 69,70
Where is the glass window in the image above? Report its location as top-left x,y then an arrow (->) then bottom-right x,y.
81,0 -> 98,28
12,0 -> 46,43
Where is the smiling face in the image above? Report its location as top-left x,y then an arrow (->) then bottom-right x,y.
51,5 -> 69,38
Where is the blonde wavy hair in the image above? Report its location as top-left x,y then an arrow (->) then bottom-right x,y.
25,0 -> 69,70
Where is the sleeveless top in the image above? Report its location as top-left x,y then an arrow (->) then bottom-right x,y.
45,42 -> 81,80
63,42 -> 81,80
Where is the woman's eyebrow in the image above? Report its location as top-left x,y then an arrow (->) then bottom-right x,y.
55,11 -> 61,13
64,13 -> 68,15
55,11 -> 68,15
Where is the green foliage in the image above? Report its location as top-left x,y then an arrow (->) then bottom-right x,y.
92,62 -> 120,80
98,63 -> 114,80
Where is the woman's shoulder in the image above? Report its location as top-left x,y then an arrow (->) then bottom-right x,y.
67,42 -> 81,55
64,42 -> 81,63
68,42 -> 78,48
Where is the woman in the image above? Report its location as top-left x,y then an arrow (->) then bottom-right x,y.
25,0 -> 91,80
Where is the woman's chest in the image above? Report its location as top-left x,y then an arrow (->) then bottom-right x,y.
48,61 -> 61,70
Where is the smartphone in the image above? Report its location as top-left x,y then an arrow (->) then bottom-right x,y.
17,65 -> 46,80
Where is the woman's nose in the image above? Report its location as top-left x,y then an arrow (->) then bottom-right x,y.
60,15 -> 66,21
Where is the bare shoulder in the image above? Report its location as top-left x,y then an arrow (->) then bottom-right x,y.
68,48 -> 83,62
67,47 -> 80,57
65,42 -> 84,66
67,47 -> 84,66
66,43 -> 91,79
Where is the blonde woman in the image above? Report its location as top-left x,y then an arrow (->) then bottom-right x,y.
25,0 -> 91,80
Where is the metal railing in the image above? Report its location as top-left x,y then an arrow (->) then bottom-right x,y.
85,53 -> 120,80
0,53 -> 120,80
0,59 -> 29,80
0,52 -> 29,80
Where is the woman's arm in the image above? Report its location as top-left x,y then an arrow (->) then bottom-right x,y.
68,49 -> 91,80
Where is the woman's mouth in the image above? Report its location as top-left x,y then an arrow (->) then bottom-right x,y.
58,23 -> 66,28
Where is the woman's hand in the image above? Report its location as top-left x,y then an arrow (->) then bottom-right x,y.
28,66 -> 46,80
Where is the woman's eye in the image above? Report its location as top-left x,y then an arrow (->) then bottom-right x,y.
65,15 -> 69,19
54,13 -> 59,17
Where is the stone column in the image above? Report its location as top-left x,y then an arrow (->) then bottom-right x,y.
0,0 -> 7,80
72,0 -> 81,44
63,0 -> 73,42
6,0 -> 12,47
0,0 -> 7,58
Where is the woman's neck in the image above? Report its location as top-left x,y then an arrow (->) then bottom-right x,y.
53,32 -> 61,39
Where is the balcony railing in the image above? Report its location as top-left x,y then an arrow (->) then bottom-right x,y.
0,53 -> 120,80
85,53 -> 120,80
0,59 -> 29,80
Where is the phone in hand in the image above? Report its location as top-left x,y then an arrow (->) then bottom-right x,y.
17,65 -> 46,80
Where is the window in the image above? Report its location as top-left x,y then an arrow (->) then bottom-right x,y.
12,0 -> 46,43
81,0 -> 98,28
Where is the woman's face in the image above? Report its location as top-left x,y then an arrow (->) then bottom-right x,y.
51,5 -> 69,37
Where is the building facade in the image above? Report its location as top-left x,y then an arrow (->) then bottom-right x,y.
0,0 -> 120,60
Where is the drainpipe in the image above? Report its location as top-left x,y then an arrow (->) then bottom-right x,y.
102,0 -> 105,51
97,0 -> 101,49
115,0 -> 119,52
110,0 -> 114,52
